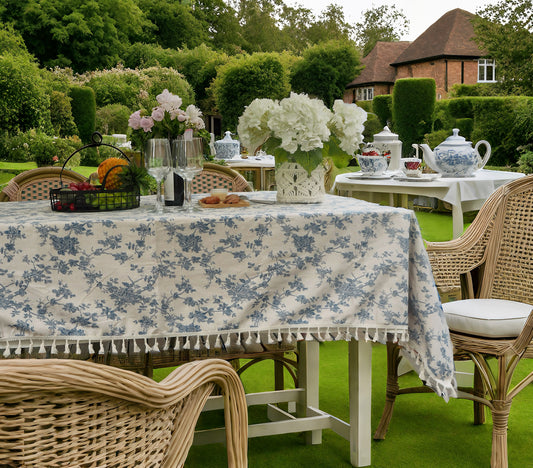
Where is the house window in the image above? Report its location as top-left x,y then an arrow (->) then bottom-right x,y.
478,59 -> 496,83
356,87 -> 374,101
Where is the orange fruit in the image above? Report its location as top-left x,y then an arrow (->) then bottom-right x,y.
97,158 -> 128,189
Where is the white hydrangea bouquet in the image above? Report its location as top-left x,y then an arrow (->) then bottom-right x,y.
237,93 -> 367,176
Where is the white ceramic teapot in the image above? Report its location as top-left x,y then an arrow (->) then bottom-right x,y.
418,129 -> 491,177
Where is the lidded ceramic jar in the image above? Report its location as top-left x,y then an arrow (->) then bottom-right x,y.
214,131 -> 240,159
372,126 -> 402,171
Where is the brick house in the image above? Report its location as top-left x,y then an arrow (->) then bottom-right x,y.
344,8 -> 495,102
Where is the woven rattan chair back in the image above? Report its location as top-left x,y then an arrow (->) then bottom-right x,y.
426,175 -> 533,302
0,358 -> 247,467
479,179 -> 533,303
375,175 -> 533,468
0,166 -> 87,202
192,163 -> 252,193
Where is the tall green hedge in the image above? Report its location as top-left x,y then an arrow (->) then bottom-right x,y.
372,94 -> 392,128
69,86 -> 96,144
392,78 -> 436,155
470,96 -> 533,166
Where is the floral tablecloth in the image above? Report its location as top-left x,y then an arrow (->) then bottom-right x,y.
0,192 -> 456,400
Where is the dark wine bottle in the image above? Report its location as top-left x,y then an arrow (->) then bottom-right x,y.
164,172 -> 185,206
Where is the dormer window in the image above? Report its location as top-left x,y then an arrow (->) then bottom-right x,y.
478,59 -> 496,83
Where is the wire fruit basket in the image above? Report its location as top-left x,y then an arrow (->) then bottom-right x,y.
50,132 -> 140,212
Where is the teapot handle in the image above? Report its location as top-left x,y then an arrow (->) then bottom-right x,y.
475,140 -> 491,169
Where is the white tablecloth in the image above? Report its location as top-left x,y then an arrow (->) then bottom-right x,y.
333,169 -> 524,208
0,192 -> 456,400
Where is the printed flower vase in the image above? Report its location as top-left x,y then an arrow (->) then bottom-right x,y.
275,161 -> 326,203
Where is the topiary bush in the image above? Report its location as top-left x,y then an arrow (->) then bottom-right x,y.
49,91 -> 78,137
69,86 -> 96,144
213,53 -> 290,131
392,78 -> 436,155
372,94 -> 392,128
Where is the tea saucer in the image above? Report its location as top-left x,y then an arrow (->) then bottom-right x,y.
394,174 -> 442,182
347,173 -> 393,180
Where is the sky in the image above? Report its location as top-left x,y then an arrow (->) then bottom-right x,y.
293,0 -> 497,40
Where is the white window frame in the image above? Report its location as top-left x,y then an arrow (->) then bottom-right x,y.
478,58 -> 496,83
356,87 -> 374,101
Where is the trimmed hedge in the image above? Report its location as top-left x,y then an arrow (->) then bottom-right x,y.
392,78 -> 436,156
426,96 -> 533,166
372,94 -> 392,128
69,86 -> 96,144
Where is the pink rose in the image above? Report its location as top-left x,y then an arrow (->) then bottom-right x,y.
128,110 -> 142,130
151,106 -> 165,122
140,116 -> 154,132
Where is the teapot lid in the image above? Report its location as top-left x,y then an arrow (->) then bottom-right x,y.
221,131 -> 235,142
373,126 -> 399,142
438,128 -> 471,147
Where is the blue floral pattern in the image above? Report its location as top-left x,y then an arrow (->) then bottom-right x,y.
0,193 -> 456,399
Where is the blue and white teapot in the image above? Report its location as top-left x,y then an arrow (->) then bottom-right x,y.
418,129 -> 491,177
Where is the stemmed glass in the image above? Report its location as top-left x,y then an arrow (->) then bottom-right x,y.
172,137 -> 204,212
145,138 -> 171,213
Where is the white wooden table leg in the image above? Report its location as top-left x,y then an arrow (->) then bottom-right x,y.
297,340 -> 322,445
451,203 -> 464,238
349,339 -> 372,467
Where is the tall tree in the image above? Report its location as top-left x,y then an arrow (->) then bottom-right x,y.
306,4 -> 355,44
473,0 -> 533,95
354,5 -> 410,57
290,40 -> 362,108
5,0 -> 151,72
137,0 -> 207,50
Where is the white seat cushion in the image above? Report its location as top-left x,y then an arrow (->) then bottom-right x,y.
443,299 -> 533,338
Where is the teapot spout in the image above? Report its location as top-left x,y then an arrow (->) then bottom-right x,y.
418,143 -> 439,172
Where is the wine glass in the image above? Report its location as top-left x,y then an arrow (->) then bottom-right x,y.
172,137 -> 204,212
145,138 -> 171,213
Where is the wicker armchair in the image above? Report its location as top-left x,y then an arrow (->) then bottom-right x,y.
0,358 -> 247,467
192,163 -> 252,193
0,166 -> 87,202
374,175 -> 533,468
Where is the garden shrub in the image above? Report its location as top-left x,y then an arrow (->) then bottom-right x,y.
433,100 -> 454,131
49,91 -> 78,137
471,96 -> 532,166
392,78 -> 435,155
455,118 -> 474,140
96,104 -> 132,135
0,54 -> 52,134
448,98 -> 474,119
213,53 -> 290,130
450,83 -> 500,97
5,130 -> 81,167
372,94 -> 392,128
518,151 -> 533,174
69,86 -> 96,144
84,67 -> 144,108
141,67 -> 194,108
362,112 -> 383,143
122,42 -> 181,69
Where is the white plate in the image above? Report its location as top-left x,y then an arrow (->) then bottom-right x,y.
394,174 -> 442,182
346,173 -> 394,180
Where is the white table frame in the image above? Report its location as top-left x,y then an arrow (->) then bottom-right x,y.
194,340 -> 372,467
334,170 -> 524,238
